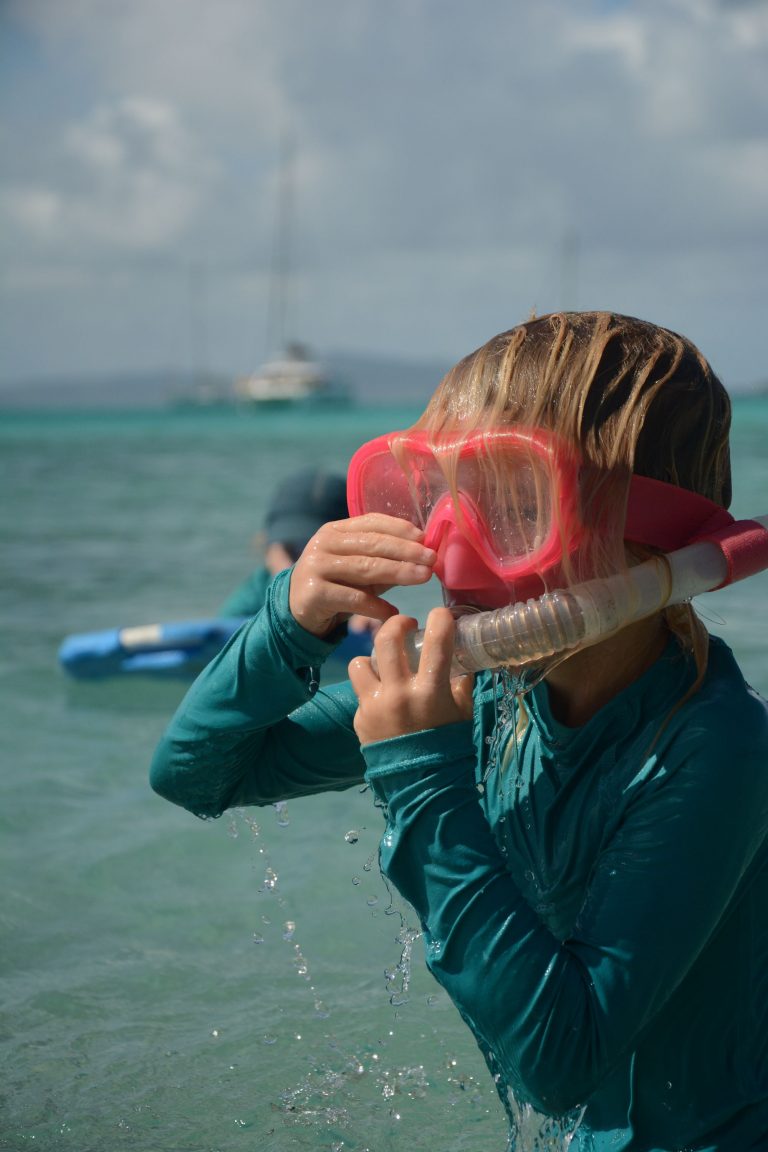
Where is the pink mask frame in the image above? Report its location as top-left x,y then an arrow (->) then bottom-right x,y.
347,427 -> 736,606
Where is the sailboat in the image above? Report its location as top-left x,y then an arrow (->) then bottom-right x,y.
235,142 -> 351,407
234,340 -> 348,405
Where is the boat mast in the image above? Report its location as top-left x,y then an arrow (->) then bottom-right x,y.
265,135 -> 295,359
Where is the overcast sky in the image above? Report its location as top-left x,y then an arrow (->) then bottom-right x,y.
1,0 -> 767,390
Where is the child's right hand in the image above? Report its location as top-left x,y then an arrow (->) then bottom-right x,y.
288,514 -> 436,640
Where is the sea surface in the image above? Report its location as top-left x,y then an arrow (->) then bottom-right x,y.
2,398 -> 767,1152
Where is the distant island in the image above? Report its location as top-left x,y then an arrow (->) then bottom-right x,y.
0,350 -> 451,411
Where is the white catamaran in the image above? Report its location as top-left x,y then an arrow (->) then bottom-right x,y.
235,141 -> 351,407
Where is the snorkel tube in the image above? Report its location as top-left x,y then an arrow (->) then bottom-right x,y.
398,515 -> 768,677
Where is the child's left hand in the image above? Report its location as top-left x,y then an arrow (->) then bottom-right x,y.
348,607 -> 475,745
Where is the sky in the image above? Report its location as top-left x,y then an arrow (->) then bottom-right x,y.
1,0 -> 767,391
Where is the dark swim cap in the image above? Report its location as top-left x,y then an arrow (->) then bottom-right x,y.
265,467 -> 349,553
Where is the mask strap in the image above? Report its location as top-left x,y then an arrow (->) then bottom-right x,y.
625,475 -> 733,551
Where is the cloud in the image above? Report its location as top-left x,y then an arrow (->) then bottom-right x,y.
1,0 -> 767,383
2,95 -> 216,255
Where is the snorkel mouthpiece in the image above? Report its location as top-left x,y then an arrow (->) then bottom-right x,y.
396,515 -> 768,677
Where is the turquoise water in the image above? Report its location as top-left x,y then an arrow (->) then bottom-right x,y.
2,399 -> 767,1152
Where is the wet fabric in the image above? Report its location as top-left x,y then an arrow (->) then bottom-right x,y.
150,567 -> 768,1150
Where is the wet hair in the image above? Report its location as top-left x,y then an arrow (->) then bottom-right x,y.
412,311 -> 732,683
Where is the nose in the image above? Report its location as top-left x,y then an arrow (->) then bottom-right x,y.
431,522 -> 498,590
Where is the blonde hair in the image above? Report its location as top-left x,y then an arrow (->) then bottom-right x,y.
412,311 -> 732,685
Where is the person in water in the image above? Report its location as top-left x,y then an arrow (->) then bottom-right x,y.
151,312 -> 768,1151
217,466 -> 349,617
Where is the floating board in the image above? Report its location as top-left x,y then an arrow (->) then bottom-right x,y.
59,617 -> 372,681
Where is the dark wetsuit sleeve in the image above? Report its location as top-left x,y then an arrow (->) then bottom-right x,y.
363,714 -> 768,1117
150,567 -> 364,818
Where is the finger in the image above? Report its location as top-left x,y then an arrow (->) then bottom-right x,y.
313,583 -> 401,624
333,513 -> 427,540
347,655 -> 379,696
328,553 -> 435,590
300,546 -> 434,592
450,669 -> 476,719
316,524 -> 437,567
371,614 -> 418,681
414,607 -> 457,685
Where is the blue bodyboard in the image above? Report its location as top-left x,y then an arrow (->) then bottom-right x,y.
59,617 -> 372,681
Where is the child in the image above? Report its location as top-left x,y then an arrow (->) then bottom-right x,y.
151,312 -> 768,1151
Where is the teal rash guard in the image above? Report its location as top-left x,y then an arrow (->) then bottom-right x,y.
150,568 -> 768,1151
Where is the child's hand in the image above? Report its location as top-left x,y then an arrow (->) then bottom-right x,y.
289,514 -> 436,639
348,608 -> 474,745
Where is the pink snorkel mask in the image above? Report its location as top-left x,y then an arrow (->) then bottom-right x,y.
347,428 -> 736,610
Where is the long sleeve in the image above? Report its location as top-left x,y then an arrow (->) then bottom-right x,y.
362,676 -> 768,1126
150,567 -> 364,818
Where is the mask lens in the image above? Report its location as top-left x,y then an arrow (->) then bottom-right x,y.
350,431 -> 562,574
353,446 -> 444,527
453,445 -> 554,565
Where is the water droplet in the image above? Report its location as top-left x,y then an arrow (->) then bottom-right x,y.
252,933 -> 264,945
366,895 -> 379,907
344,829 -> 359,844
351,875 -> 361,886
211,1029 -> 220,1038
262,1033 -> 277,1045
282,920 -> 296,940
263,866 -> 278,891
